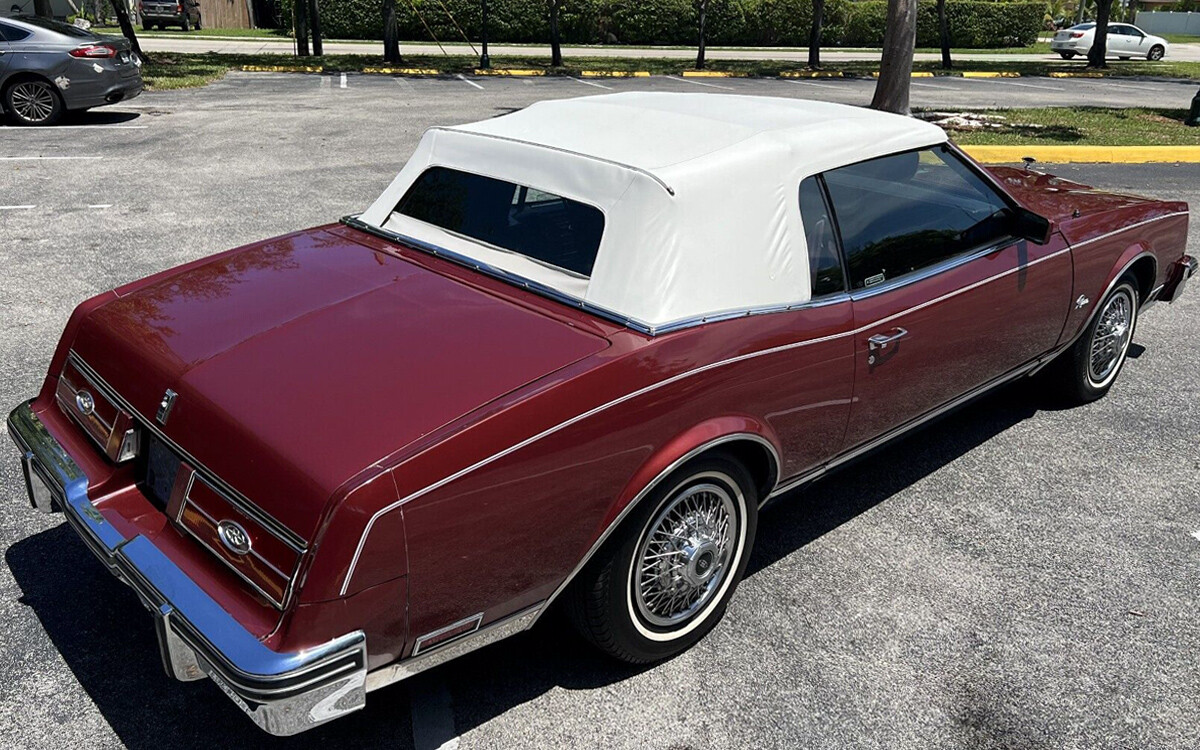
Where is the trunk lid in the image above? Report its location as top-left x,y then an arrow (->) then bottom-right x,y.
72,227 -> 609,539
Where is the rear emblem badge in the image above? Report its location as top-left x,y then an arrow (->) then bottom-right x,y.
75,390 -> 96,416
156,388 -> 177,425
217,520 -> 252,556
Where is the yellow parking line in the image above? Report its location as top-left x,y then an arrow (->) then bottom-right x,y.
681,70 -> 745,78
241,65 -> 324,73
962,145 -> 1200,164
581,70 -> 651,78
779,70 -> 844,78
363,67 -> 441,75
474,68 -> 545,76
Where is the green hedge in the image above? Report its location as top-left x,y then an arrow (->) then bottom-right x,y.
294,0 -> 1041,49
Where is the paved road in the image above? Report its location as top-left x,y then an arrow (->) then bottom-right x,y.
1,76 -> 1199,749
136,35 -> 1200,63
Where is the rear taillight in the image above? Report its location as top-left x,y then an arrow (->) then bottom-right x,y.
1070,32 -> 1084,38
68,44 -> 117,58
176,4 -> 182,10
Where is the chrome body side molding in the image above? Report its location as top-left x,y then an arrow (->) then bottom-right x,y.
365,604 -> 543,692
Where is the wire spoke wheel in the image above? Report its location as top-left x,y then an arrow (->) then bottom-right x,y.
1087,288 -> 1134,387
11,82 -> 57,123
632,482 -> 737,628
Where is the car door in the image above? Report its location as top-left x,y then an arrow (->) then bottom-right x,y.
1123,25 -> 1149,56
822,145 -> 1072,450
1109,25 -> 1136,56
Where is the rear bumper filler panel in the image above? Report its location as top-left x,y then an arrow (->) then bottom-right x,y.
7,400 -> 367,737
1164,255 -> 1197,304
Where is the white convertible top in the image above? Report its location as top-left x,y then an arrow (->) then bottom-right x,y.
360,93 -> 947,332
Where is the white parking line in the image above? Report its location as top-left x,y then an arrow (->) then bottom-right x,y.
959,77 -> 1063,91
1190,530 -> 1200,543
11,124 -> 148,130
666,75 -> 735,90
340,72 -> 348,89
0,156 -> 103,161
456,73 -> 484,90
1097,81 -> 1150,91
0,205 -> 35,210
783,79 -> 841,89
87,204 -> 112,209
569,76 -> 612,90
911,81 -> 958,89
410,677 -> 458,750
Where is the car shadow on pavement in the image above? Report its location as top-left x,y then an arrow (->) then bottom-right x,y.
62,110 -> 143,126
5,380 -> 1043,748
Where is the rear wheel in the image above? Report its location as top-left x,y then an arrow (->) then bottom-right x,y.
195,14 -> 202,29
566,454 -> 758,664
182,15 -> 191,31
1050,276 -> 1138,405
1059,51 -> 1076,59
4,78 -> 64,126
1148,45 -> 1165,61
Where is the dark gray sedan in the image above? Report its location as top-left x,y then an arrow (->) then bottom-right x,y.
0,16 -> 143,125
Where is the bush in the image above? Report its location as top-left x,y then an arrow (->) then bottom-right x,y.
284,0 -> 1041,49
844,1 -> 1044,48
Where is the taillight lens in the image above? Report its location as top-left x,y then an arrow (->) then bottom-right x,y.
176,4 -> 182,10
1070,32 -> 1084,38
69,44 -> 117,58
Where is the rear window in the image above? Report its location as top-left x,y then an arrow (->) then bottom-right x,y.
1070,23 -> 1095,30
0,21 -> 33,41
10,16 -> 96,37
395,167 -> 605,278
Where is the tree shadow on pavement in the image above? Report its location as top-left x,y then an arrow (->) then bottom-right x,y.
5,379 -> 1046,748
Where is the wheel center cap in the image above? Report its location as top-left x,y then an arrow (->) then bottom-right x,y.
681,540 -> 720,586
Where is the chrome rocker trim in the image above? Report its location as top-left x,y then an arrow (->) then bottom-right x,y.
6,401 -> 367,737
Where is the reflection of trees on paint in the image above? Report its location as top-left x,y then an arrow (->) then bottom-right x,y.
92,239 -> 302,364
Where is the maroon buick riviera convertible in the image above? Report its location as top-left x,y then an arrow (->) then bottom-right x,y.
8,94 -> 1195,734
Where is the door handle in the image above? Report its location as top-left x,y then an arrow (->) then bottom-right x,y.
867,327 -> 908,352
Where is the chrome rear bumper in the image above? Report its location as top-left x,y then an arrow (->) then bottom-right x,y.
1165,255 -> 1197,304
7,400 -> 367,736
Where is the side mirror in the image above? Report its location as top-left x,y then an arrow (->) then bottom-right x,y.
1012,207 -> 1052,245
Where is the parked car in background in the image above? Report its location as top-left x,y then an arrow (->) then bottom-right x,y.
1051,22 -> 1168,60
7,94 -> 1195,735
139,0 -> 201,30
0,15 -> 141,125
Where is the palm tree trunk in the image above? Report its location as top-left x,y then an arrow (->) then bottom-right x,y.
696,0 -> 707,70
309,0 -> 323,56
382,0 -> 400,63
1087,0 -> 1112,68
870,0 -> 918,114
549,0 -> 563,67
808,0 -> 824,69
108,0 -> 143,58
937,0 -> 951,69
295,0 -> 310,56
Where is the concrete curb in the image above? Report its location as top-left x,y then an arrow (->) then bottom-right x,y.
961,145 -> 1200,164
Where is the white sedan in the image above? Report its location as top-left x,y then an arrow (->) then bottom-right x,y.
1051,22 -> 1169,61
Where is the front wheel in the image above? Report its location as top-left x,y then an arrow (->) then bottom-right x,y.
1148,45 -> 1165,61
1051,276 -> 1139,404
566,454 -> 758,664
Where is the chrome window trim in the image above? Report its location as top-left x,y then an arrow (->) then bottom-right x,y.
67,351 -> 307,553
846,238 -> 1019,301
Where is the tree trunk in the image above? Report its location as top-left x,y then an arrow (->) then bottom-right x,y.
108,0 -> 143,58
33,0 -> 52,17
309,0 -> 323,56
870,0 -> 917,114
696,0 -> 707,69
808,0 -> 824,69
382,0 -> 400,63
937,0 -> 951,69
1087,0 -> 1112,68
295,0 -> 310,57
549,0 -> 563,67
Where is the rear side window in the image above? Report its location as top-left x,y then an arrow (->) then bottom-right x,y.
9,16 -> 95,37
798,176 -> 845,297
395,167 -> 605,278
0,22 -> 33,41
822,145 -> 1012,289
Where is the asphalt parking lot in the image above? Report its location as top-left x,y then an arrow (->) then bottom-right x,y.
1,74 -> 1199,749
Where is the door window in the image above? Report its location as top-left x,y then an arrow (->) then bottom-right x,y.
798,176 -> 846,297
0,21 -> 32,41
821,145 -> 1013,290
